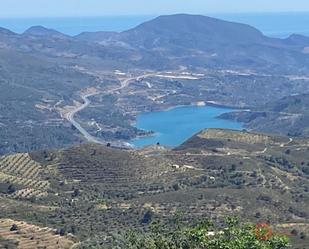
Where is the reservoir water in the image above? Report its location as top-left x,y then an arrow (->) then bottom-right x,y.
130,105 -> 243,148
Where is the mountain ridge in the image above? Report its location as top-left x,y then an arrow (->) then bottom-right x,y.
120,14 -> 267,48
23,25 -> 69,38
0,13 -> 309,154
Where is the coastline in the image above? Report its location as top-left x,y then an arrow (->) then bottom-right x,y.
205,101 -> 248,110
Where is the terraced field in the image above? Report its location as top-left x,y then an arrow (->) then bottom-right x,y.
0,153 -> 49,200
0,129 -> 308,248
52,144 -> 172,195
0,219 -> 75,249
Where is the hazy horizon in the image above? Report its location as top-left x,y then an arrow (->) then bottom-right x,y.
1,0 -> 309,18
1,11 -> 309,19
1,12 -> 309,38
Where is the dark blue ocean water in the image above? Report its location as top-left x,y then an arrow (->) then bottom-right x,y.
130,106 -> 243,148
0,12 -> 309,37
0,16 -> 155,35
212,12 -> 309,38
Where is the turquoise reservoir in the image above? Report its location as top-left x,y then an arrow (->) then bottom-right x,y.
131,105 -> 242,147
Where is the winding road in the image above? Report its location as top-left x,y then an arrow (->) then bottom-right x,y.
65,92 -> 103,144
64,74 -> 154,145
64,72 -> 200,146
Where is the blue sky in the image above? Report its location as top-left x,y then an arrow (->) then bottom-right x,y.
1,0 -> 309,17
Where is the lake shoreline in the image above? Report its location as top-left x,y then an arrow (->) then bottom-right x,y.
130,104 -> 243,148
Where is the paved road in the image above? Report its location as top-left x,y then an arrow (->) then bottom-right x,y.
64,74 -> 152,145
65,92 -> 104,144
64,72 -> 200,146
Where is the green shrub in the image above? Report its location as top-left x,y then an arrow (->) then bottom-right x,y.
123,218 -> 289,249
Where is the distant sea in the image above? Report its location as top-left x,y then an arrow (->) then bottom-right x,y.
0,12 -> 309,38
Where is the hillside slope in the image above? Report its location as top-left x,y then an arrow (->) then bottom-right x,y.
77,14 -> 309,73
0,129 -> 308,248
221,94 -> 309,137
1,14 -> 309,153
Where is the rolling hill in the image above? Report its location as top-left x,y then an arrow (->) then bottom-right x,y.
221,93 -> 309,137
0,129 -> 308,248
76,14 -> 309,73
